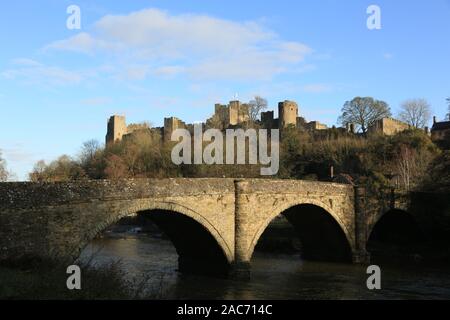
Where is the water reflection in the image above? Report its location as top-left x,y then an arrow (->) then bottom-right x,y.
79,233 -> 450,300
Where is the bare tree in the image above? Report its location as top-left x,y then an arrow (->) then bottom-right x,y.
394,144 -> 432,191
29,160 -> 48,182
396,145 -> 415,191
248,96 -> 268,122
104,154 -> 128,179
447,97 -> 450,120
338,97 -> 391,134
28,156 -> 85,182
80,139 -> 101,165
398,98 -> 431,128
0,151 -> 9,182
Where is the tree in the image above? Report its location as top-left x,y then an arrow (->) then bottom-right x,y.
80,139 -> 101,165
398,98 -> 431,129
421,150 -> 450,193
0,151 -> 10,182
104,154 -> 128,179
447,97 -> 450,120
338,97 -> 391,134
29,160 -> 48,182
28,156 -> 86,182
248,96 -> 268,122
395,145 -> 416,191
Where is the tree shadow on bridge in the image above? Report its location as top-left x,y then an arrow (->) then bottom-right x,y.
254,204 -> 353,263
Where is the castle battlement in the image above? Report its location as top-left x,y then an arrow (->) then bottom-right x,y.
105,99 -> 333,144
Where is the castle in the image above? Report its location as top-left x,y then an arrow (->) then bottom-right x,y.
260,101 -> 328,131
105,99 -> 419,145
106,99 -> 331,145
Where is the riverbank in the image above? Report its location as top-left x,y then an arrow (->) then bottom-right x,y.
0,257 -> 165,300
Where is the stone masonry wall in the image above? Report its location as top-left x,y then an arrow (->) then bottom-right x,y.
0,178 -> 361,267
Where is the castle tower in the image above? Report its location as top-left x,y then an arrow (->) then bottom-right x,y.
261,111 -> 275,129
228,100 -> 240,126
106,115 -> 127,145
278,100 -> 298,128
164,117 -> 186,141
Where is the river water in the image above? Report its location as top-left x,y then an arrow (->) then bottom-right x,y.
79,233 -> 450,300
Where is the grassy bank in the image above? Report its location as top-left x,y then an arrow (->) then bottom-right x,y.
0,257 -> 166,300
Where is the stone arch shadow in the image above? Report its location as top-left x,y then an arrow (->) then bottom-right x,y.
74,200 -> 233,276
248,200 -> 354,263
367,208 -> 424,249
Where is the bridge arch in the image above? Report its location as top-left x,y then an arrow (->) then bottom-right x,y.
247,200 -> 354,263
367,208 -> 423,248
75,200 -> 232,274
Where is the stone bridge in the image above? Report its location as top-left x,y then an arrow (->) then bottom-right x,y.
0,178 -> 411,276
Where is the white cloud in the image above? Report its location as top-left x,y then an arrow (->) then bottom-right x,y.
383,53 -> 394,59
95,9 -> 273,55
1,61 -> 83,86
154,65 -> 186,77
123,65 -> 151,80
302,84 -> 333,93
44,32 -> 116,54
1,144 -> 36,163
11,58 -> 43,67
45,8 -> 313,81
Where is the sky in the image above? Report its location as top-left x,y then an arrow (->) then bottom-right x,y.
1,0 -> 449,180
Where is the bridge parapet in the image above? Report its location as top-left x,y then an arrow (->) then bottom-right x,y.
238,179 -> 354,195
0,178 -> 235,209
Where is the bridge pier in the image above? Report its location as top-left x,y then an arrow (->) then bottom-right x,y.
352,250 -> 371,264
230,262 -> 251,280
232,180 -> 252,280
353,186 -> 371,264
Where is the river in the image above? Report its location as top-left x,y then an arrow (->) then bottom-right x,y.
78,232 -> 450,300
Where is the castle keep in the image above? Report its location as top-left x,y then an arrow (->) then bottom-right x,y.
213,100 -> 250,127
278,100 -> 298,128
261,100 -> 328,132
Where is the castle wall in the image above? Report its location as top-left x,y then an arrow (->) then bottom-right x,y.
306,121 -> 328,131
368,118 -> 410,136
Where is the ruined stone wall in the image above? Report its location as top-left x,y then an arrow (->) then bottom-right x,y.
368,118 -> 410,136
164,117 -> 186,141
105,115 -> 127,144
229,101 -> 240,125
306,121 -> 328,131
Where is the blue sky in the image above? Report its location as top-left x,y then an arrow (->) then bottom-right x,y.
1,0 -> 449,180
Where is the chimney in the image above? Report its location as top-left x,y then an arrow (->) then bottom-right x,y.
433,116 -> 437,124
